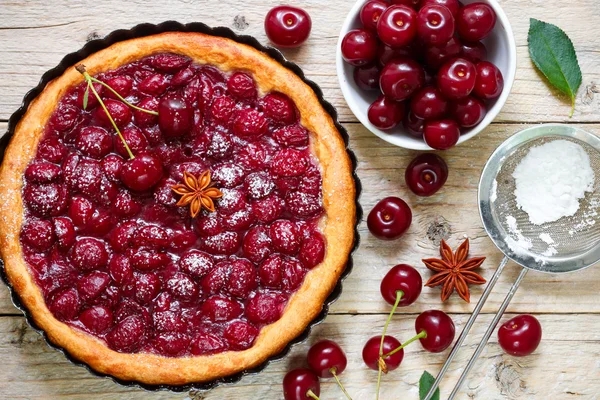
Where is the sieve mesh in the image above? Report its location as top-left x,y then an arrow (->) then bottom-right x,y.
490,135 -> 600,264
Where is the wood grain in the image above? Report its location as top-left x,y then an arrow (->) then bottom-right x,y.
0,0 -> 599,398
0,0 -> 599,122
0,314 -> 598,399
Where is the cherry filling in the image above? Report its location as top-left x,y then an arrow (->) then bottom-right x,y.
20,53 -> 326,357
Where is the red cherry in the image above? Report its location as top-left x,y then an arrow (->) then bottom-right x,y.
377,44 -> 417,68
367,197 -> 412,240
362,335 -> 404,371
380,264 -> 423,306
283,368 -> 321,400
410,85 -> 448,120
424,120 -> 460,150
120,152 -> 164,191
421,0 -> 460,17
360,0 -> 388,31
158,94 -> 193,138
379,58 -> 425,101
473,61 -> 504,99
354,65 -> 381,91
417,4 -> 455,46
457,2 -> 497,42
450,96 -> 486,128
405,153 -> 449,196
390,0 -> 421,10
437,57 -> 477,99
403,111 -> 425,137
341,29 -> 379,67
415,310 -> 456,352
460,41 -> 488,63
368,95 -> 406,130
498,314 -> 542,357
377,5 -> 418,48
424,36 -> 462,71
307,340 -> 347,377
265,6 -> 312,48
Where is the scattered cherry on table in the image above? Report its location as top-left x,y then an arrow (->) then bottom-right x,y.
380,264 -> 423,307
283,368 -> 321,400
498,314 -> 542,357
265,5 -> 312,48
405,153 -> 449,196
307,340 -> 352,399
367,197 -> 412,240
414,310 -> 456,352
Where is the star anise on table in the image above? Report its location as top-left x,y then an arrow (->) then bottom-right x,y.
423,239 -> 486,303
172,170 -> 223,218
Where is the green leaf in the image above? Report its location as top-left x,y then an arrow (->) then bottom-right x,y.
82,84 -> 90,110
419,371 -> 440,400
528,18 -> 582,117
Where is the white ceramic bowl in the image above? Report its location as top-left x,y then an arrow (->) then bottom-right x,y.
336,0 -> 517,150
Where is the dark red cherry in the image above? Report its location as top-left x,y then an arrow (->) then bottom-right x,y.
450,96 -> 486,128
390,0 -> 421,8
415,310 -> 456,352
158,94 -> 193,138
354,65 -> 381,91
377,44 -> 417,68
417,5 -> 455,46
424,119 -> 460,150
377,5 -> 418,48
403,111 -> 425,137
368,95 -> 406,130
120,152 -> 164,191
367,196 -> 412,240
421,0 -> 460,16
405,153 -> 448,196
283,368 -> 321,400
341,29 -> 379,67
498,314 -> 542,357
265,6 -> 312,48
460,41 -> 488,63
424,36 -> 462,70
380,58 -> 425,101
360,0 -> 389,31
380,264 -> 423,306
307,340 -> 348,378
473,61 -> 504,99
457,2 -> 497,42
362,335 -> 404,371
437,57 -> 477,99
410,86 -> 448,120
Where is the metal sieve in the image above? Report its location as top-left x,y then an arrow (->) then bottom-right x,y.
424,124 -> 600,400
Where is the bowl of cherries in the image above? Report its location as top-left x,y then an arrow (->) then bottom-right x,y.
336,0 -> 516,150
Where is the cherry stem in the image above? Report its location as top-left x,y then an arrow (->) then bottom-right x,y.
89,76 -> 159,116
75,65 -> 135,160
382,330 -> 427,359
376,290 -> 403,400
330,367 -> 353,400
306,389 -> 320,400
379,290 -> 403,356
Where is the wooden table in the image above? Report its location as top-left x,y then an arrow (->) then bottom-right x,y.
1,1 -> 599,399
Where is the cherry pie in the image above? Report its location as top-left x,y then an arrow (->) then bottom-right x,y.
0,32 -> 355,385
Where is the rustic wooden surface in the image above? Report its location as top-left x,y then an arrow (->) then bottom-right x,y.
0,0 -> 599,399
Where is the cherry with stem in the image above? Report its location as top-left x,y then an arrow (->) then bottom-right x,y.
307,340 -> 352,400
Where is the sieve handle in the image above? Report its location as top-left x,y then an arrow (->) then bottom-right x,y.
422,256 -> 509,400
448,267 -> 529,399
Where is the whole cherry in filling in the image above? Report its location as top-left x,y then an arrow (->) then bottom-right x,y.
19,53 -> 326,358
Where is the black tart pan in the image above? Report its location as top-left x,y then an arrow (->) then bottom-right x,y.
0,21 -> 362,392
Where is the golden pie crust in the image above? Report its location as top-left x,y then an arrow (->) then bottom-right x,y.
0,32 -> 356,385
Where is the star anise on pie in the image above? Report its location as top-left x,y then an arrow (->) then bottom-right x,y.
172,170 -> 223,218
423,239 -> 486,303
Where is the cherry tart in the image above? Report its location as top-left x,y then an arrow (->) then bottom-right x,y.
0,32 -> 356,385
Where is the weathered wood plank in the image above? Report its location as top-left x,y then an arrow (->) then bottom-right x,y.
0,314 -> 597,399
0,0 -> 599,122
1,123 -> 598,316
